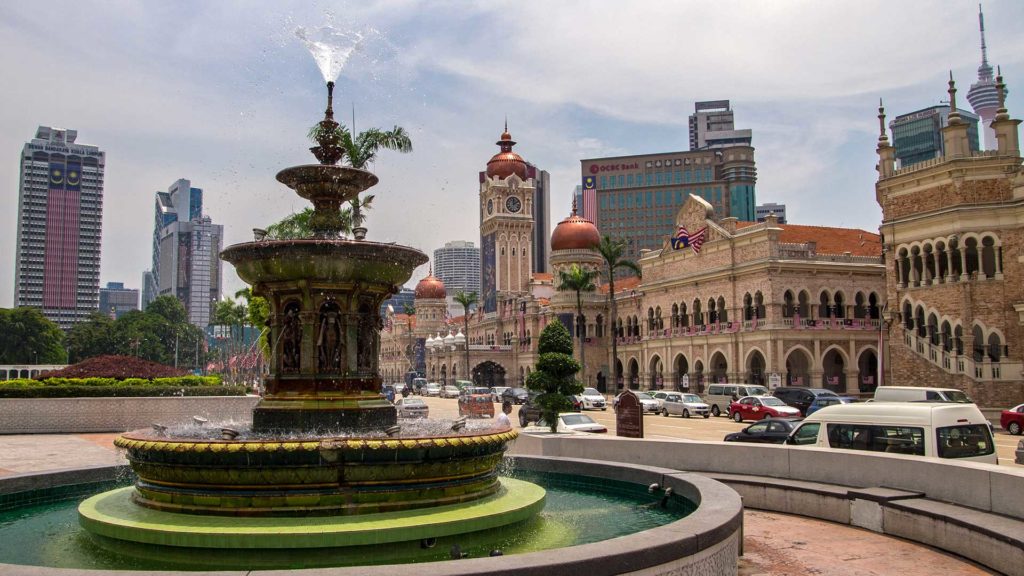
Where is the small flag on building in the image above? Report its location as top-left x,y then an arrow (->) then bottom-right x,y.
581,176 -> 597,222
671,226 -> 708,254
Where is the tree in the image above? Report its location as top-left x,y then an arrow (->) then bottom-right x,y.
66,312 -> 116,363
349,193 -> 375,230
556,263 -> 598,388
0,307 -> 66,364
592,235 -> 641,391
146,296 -> 189,325
453,290 -> 477,384
525,322 -> 583,432
266,207 -> 352,240
337,126 -> 413,170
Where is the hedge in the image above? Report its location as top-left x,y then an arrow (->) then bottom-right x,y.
0,385 -> 246,398
1,376 -> 221,388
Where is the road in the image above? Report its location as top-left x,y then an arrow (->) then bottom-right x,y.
418,394 -> 1022,466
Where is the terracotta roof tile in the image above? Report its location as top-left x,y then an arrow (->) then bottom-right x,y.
733,221 -> 880,257
598,275 -> 642,294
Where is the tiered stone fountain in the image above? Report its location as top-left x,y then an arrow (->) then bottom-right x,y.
77,83 -> 543,552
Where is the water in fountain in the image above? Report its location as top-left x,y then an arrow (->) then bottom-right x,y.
295,25 -> 365,82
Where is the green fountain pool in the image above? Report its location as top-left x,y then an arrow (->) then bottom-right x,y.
0,470 -> 694,571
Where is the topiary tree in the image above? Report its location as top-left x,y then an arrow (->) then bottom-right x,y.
526,322 -> 583,432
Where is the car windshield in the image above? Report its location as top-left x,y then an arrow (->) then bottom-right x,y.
760,397 -> 786,406
682,394 -> 701,403
561,414 -> 595,426
583,388 -> 600,395
402,399 -> 424,406
664,394 -> 682,402
636,393 -> 654,400
944,390 -> 972,403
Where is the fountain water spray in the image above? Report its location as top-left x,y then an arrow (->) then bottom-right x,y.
295,25 -> 365,83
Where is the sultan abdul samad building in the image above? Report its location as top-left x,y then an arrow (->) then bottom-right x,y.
381,77 -> 1024,407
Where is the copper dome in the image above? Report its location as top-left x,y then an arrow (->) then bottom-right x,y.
551,205 -> 600,251
485,127 -> 528,180
415,271 -> 446,299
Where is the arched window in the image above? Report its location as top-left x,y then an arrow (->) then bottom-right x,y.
596,314 -> 604,338
655,306 -> 663,330
797,291 -> 810,318
972,325 -> 985,362
927,313 -> 939,346
854,292 -> 866,319
834,292 -> 845,319
903,302 -> 914,330
707,298 -> 717,324
717,296 -> 727,323
987,333 -> 1002,362
981,236 -> 997,278
754,291 -> 765,319
954,325 -> 964,355
680,303 -> 689,327
915,306 -> 926,338
671,304 -> 679,327
783,290 -> 794,318
743,293 -> 753,321
647,307 -> 655,332
965,237 -> 980,276
818,291 -> 831,318
692,300 -> 702,325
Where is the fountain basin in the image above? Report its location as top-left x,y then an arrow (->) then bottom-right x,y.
275,164 -> 378,205
114,427 -> 516,516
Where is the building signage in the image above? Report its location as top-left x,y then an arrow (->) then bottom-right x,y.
588,162 -> 640,175
615,389 -> 644,438
768,373 -> 782,389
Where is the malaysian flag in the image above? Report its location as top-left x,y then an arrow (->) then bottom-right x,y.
671,226 -> 707,254
581,176 -> 597,222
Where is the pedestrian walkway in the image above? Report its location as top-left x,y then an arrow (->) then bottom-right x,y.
0,433 -> 997,575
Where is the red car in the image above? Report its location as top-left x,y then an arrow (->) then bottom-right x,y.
728,395 -> 802,422
458,387 -> 495,418
1001,403 -> 1024,435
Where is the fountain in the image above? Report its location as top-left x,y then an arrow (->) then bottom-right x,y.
75,81 -> 545,553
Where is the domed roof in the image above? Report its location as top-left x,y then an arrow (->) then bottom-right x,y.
443,332 -> 455,345
415,267 -> 446,299
485,124 -> 528,180
551,200 -> 600,251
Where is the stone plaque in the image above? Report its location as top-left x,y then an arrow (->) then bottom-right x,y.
615,389 -> 644,438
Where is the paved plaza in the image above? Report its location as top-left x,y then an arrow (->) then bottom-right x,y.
0,395 -> 1010,574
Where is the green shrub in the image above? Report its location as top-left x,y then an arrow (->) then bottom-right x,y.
0,375 -> 224,392
526,322 -> 582,432
0,385 -> 246,398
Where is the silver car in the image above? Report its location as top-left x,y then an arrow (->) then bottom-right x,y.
662,393 -> 711,418
395,398 -> 429,418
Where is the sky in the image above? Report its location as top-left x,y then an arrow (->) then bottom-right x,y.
2,0 -> 1023,307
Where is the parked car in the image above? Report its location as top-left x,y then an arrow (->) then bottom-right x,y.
634,392 -> 661,414
490,386 -> 510,403
729,395 -> 802,422
454,379 -> 475,392
423,382 -> 442,397
395,398 -> 429,419
525,412 -> 607,434
786,402 -> 997,464
805,395 -> 859,416
724,418 -> 800,443
872,386 -> 973,404
661,393 -> 711,418
441,384 -> 461,399
771,387 -> 840,416
412,377 -> 428,394
458,388 -> 495,418
705,384 -> 770,417
579,388 -> 607,410
501,387 -> 530,405
1001,403 -> 1024,435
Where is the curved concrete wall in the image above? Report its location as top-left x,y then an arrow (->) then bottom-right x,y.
0,458 -> 743,576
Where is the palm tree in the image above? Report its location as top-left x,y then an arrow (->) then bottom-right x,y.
453,290 -> 477,384
556,264 -> 598,388
266,206 -> 353,239
339,126 -> 413,170
592,235 -> 641,391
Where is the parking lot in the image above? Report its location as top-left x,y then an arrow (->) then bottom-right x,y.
415,393 -> 1022,466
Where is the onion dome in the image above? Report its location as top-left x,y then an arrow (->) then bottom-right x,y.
415,266 -> 446,299
551,198 -> 600,251
485,122 -> 528,180
454,329 -> 466,345
443,331 -> 456,346
426,334 -> 436,347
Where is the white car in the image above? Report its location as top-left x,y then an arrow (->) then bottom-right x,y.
395,398 -> 428,418
490,386 -> 510,403
441,384 -> 461,399
661,393 -> 711,418
579,388 -> 607,410
525,413 -> 608,434
423,383 -> 442,397
634,392 -> 662,414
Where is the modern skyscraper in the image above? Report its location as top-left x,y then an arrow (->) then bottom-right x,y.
14,127 -> 105,330
98,282 -> 139,319
525,163 -> 551,273
580,145 -> 757,264
755,202 -> 787,224
688,100 -> 753,151
890,105 -> 980,168
433,241 -> 481,298
966,5 -> 1001,150
145,179 -> 223,327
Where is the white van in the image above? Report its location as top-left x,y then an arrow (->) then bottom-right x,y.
705,383 -> 769,417
786,403 -> 997,464
872,386 -> 972,403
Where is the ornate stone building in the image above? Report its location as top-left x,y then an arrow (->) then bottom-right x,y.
877,74 -> 1024,406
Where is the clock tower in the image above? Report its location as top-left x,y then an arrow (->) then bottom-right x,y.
480,125 -> 535,313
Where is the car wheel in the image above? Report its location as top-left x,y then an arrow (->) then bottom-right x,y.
661,408 -> 668,417
711,405 -> 721,417
762,412 -> 772,420
703,413 -> 710,419
733,411 -> 743,423
683,409 -> 690,418
1009,422 -> 1022,435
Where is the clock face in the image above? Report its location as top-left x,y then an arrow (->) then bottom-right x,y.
487,199 -> 493,215
505,196 -> 522,213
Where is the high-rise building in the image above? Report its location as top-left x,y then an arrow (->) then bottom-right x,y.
755,202 -> 787,224
434,241 -> 481,298
688,100 -> 753,151
14,126 -> 105,330
98,282 -> 139,319
890,105 -> 980,168
145,179 -> 222,327
966,5 -> 1001,150
380,287 -> 416,317
580,146 -> 757,264
525,163 -> 551,273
